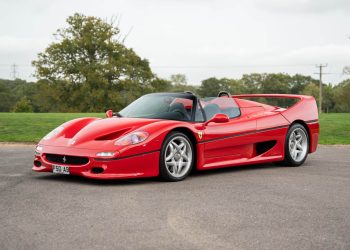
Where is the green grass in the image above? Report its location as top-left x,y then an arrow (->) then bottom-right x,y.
318,113 -> 350,144
0,113 -> 104,142
0,112 -> 349,144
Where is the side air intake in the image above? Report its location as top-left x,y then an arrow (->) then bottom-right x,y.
256,140 -> 277,155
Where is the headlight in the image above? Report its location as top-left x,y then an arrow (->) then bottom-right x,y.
35,145 -> 43,156
43,126 -> 64,140
114,131 -> 149,146
96,152 -> 115,157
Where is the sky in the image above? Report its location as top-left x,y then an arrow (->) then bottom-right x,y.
0,0 -> 350,85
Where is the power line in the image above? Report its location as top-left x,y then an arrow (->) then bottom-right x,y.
152,64 -> 315,69
10,64 -> 18,79
314,64 -> 327,113
0,63 -> 345,72
0,63 -> 315,68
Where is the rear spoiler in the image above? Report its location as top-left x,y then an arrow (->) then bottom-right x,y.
232,94 -> 308,100
231,94 -> 318,123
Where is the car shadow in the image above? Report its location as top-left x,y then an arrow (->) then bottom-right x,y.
31,162 -> 298,185
190,163 -> 281,177
190,160 -> 314,178
32,174 -> 160,186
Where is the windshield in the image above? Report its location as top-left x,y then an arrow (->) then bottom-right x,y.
200,97 -> 240,120
119,94 -> 194,121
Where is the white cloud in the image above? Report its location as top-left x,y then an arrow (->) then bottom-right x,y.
0,36 -> 48,54
255,0 -> 350,13
0,0 -> 349,83
282,44 -> 350,64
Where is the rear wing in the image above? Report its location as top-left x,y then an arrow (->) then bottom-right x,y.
231,94 -> 319,123
232,93 -> 305,100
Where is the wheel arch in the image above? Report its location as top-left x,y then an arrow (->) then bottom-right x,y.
289,120 -> 311,153
167,127 -> 198,170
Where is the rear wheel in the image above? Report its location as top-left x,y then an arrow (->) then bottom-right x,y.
283,123 -> 309,167
159,132 -> 194,181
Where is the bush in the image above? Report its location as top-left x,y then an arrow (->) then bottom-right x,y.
12,97 -> 33,112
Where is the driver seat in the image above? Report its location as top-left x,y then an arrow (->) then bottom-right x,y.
169,102 -> 190,120
217,91 -> 231,98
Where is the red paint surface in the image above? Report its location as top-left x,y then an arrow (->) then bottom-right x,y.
33,94 -> 319,179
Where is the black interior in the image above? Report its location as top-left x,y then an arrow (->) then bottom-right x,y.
169,102 -> 190,120
203,104 -> 221,120
203,104 -> 240,120
138,102 -> 191,121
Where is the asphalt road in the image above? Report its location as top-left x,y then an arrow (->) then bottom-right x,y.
0,145 -> 349,250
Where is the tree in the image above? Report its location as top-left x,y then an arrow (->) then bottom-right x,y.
149,78 -> 172,93
303,83 -> 319,100
240,74 -> 263,93
12,97 -> 33,112
170,74 -> 187,85
343,66 -> 350,75
32,13 -> 158,112
322,84 -> 335,113
334,79 -> 350,112
0,79 -> 36,112
260,73 -> 291,94
0,80 -> 15,112
229,79 -> 245,94
168,74 -> 191,93
199,77 -> 234,97
289,74 -> 317,94
30,80 -> 62,112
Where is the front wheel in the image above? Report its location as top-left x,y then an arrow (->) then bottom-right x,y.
159,132 -> 194,181
283,123 -> 309,167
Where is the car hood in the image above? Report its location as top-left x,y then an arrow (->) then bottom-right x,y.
40,117 -> 161,150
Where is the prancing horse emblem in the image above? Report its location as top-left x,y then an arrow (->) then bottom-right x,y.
62,156 -> 67,163
198,131 -> 203,140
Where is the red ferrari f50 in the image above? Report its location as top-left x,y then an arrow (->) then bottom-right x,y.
33,92 -> 319,181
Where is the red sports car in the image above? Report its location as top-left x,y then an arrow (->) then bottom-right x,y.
33,92 -> 319,181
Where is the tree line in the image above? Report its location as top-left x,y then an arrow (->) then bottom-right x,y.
0,13 -> 349,113
1,74 -> 349,113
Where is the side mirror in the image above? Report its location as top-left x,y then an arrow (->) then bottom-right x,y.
203,113 -> 229,126
195,113 -> 229,130
106,109 -> 113,118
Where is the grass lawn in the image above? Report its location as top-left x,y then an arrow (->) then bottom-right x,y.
318,113 -> 350,144
0,112 -> 349,144
0,113 -> 104,143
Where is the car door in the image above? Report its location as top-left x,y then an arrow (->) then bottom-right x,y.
199,97 -> 257,169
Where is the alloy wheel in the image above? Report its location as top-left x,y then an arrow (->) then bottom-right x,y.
288,127 -> 308,162
164,136 -> 193,178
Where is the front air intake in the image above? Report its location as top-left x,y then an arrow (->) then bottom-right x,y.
91,167 -> 104,174
45,154 -> 89,165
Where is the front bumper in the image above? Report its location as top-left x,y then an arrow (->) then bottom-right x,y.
33,145 -> 160,179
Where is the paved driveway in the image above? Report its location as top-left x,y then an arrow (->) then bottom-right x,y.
0,145 -> 349,250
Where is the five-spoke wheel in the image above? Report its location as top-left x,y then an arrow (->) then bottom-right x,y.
283,123 -> 309,166
160,132 -> 194,181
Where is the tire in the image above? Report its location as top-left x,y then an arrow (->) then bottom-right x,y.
159,131 -> 194,181
282,123 -> 309,167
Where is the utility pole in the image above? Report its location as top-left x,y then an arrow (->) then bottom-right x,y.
10,64 -> 18,79
315,64 -> 327,113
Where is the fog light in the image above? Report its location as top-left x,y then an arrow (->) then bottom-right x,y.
34,160 -> 42,167
96,152 -> 115,157
91,167 -> 104,174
